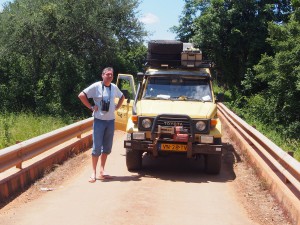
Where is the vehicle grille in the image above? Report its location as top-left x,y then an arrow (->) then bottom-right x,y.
151,114 -> 192,133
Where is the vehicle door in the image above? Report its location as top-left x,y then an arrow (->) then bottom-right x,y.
115,74 -> 136,131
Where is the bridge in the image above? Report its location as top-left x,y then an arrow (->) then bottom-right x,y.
0,103 -> 299,225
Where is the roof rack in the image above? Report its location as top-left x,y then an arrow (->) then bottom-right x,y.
145,59 -> 214,69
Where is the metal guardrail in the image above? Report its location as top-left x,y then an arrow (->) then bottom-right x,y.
0,117 -> 93,173
218,103 -> 300,190
217,103 -> 300,225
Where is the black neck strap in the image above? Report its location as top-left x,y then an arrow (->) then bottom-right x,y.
102,82 -> 111,99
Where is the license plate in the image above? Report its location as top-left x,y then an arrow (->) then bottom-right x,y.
160,143 -> 187,152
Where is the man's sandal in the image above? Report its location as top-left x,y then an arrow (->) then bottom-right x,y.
89,176 -> 96,183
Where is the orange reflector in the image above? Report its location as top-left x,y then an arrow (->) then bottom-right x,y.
210,119 -> 217,126
132,115 -> 138,123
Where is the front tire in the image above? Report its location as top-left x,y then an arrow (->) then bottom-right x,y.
126,148 -> 142,171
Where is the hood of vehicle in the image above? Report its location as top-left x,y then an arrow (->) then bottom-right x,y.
137,100 -> 216,118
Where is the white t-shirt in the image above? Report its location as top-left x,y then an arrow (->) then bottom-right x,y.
83,81 -> 123,120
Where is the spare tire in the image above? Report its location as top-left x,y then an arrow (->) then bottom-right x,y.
148,40 -> 183,55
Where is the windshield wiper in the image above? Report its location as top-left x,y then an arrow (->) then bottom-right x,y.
143,96 -> 170,100
143,96 -> 158,99
186,97 -> 204,102
170,96 -> 203,102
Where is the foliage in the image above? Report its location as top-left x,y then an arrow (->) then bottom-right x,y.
174,0 -> 292,94
0,0 -> 147,117
253,3 -> 300,138
174,1 -> 299,157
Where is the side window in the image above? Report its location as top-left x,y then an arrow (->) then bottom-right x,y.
116,74 -> 136,100
118,79 -> 133,99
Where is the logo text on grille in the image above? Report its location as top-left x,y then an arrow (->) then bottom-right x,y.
163,122 -> 183,126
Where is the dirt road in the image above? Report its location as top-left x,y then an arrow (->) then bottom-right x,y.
0,130 -> 292,225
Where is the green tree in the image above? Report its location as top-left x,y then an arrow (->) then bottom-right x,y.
172,0 -> 299,150
253,2 -> 300,138
174,0 -> 292,96
0,0 -> 146,116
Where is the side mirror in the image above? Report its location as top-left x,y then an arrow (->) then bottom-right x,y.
216,93 -> 224,102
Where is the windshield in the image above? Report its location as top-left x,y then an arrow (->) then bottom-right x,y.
142,76 -> 212,102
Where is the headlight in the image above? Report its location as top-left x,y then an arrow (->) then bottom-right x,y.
142,118 -> 152,129
138,117 -> 154,131
196,121 -> 206,131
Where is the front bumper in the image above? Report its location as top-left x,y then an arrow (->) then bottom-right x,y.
124,140 -> 222,157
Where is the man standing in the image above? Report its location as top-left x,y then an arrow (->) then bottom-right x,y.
78,67 -> 125,182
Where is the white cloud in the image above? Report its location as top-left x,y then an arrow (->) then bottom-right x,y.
140,13 -> 159,25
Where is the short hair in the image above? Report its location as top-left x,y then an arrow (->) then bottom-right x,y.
102,67 -> 113,75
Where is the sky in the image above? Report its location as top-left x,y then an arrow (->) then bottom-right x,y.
0,0 -> 185,41
137,0 -> 185,41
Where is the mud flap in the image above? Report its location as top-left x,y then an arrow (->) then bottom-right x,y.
187,141 -> 193,158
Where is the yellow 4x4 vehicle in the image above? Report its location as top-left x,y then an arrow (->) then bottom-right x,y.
115,40 -> 223,174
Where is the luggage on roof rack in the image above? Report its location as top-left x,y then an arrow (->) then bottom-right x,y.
147,40 -> 182,67
181,48 -> 203,67
146,40 -> 210,68
148,40 -> 183,54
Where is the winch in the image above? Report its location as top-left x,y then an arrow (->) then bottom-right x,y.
157,125 -> 189,142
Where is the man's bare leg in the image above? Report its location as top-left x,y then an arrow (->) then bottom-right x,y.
89,155 -> 99,183
98,153 -> 113,179
99,153 -> 108,176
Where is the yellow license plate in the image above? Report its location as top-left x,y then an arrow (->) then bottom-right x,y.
160,143 -> 187,152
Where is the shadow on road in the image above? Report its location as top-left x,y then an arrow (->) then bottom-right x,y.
130,142 -> 241,184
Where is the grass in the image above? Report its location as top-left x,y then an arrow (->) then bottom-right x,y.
0,112 -> 74,149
